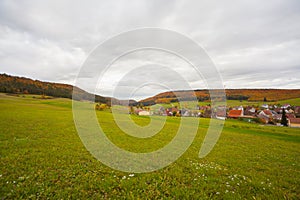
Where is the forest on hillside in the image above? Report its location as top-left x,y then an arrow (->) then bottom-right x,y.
140,89 -> 300,105
0,73 -> 109,103
1,73 -> 300,106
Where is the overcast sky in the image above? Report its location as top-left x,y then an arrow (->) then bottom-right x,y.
0,0 -> 299,99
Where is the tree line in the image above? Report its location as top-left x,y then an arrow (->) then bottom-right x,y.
0,73 -> 109,104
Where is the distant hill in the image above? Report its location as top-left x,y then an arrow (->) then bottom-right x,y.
0,73 -> 114,104
1,73 -> 299,106
139,89 -> 300,105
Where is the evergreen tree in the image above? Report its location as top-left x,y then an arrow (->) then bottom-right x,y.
281,108 -> 288,126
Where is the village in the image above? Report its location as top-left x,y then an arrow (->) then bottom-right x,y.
126,103 -> 300,128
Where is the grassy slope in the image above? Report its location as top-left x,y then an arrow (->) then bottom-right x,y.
277,98 -> 300,106
221,98 -> 300,107
0,93 -> 299,199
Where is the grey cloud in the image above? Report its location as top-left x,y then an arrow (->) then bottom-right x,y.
0,0 -> 299,100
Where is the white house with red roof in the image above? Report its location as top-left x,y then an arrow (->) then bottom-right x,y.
289,118 -> 300,128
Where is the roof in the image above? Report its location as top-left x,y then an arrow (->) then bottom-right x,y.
281,104 -> 291,108
258,114 -> 269,121
274,108 -> 282,113
286,113 -> 296,119
228,110 -> 243,117
216,110 -> 226,117
289,118 -> 300,124
274,114 -> 282,120
261,109 -> 272,116
246,107 -> 255,112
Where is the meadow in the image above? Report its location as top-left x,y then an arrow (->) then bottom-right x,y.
0,93 -> 299,199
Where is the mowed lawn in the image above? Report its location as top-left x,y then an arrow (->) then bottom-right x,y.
0,93 -> 299,199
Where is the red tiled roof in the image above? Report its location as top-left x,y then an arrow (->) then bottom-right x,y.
216,110 -> 226,117
274,114 -> 282,120
286,114 -> 295,119
228,110 -> 243,117
263,110 -> 272,115
274,108 -> 281,113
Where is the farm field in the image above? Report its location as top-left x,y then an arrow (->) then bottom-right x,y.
0,93 -> 299,199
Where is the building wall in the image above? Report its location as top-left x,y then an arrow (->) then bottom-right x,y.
290,123 -> 300,128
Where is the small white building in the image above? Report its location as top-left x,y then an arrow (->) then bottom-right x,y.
138,110 -> 150,116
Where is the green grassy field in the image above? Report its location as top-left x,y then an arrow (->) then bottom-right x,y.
277,98 -> 300,106
0,93 -> 299,199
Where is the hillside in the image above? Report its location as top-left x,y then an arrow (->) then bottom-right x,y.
0,73 -> 111,104
1,73 -> 299,106
140,89 -> 300,105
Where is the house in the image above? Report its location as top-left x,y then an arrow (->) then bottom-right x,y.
288,118 -> 300,128
274,108 -> 282,113
228,110 -> 243,118
273,114 -> 282,121
294,106 -> 300,117
286,113 -> 296,119
215,109 -> 226,120
259,110 -> 273,116
138,110 -> 150,116
134,108 -> 143,115
258,110 -> 273,124
238,106 -> 244,110
179,108 -> 191,117
151,106 -> 165,115
281,104 -> 291,109
166,107 -> 178,116
232,106 -> 244,111
244,106 -> 256,116
199,105 -> 210,111
258,114 -> 270,124
181,109 -> 191,117
261,104 -> 269,109
288,109 -> 294,113
203,109 -> 212,118
159,106 -> 166,112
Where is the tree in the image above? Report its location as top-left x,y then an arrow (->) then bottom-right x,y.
99,104 -> 107,111
139,103 -> 144,109
129,106 -> 134,114
172,111 -> 177,116
264,97 -> 267,102
281,108 -> 288,126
